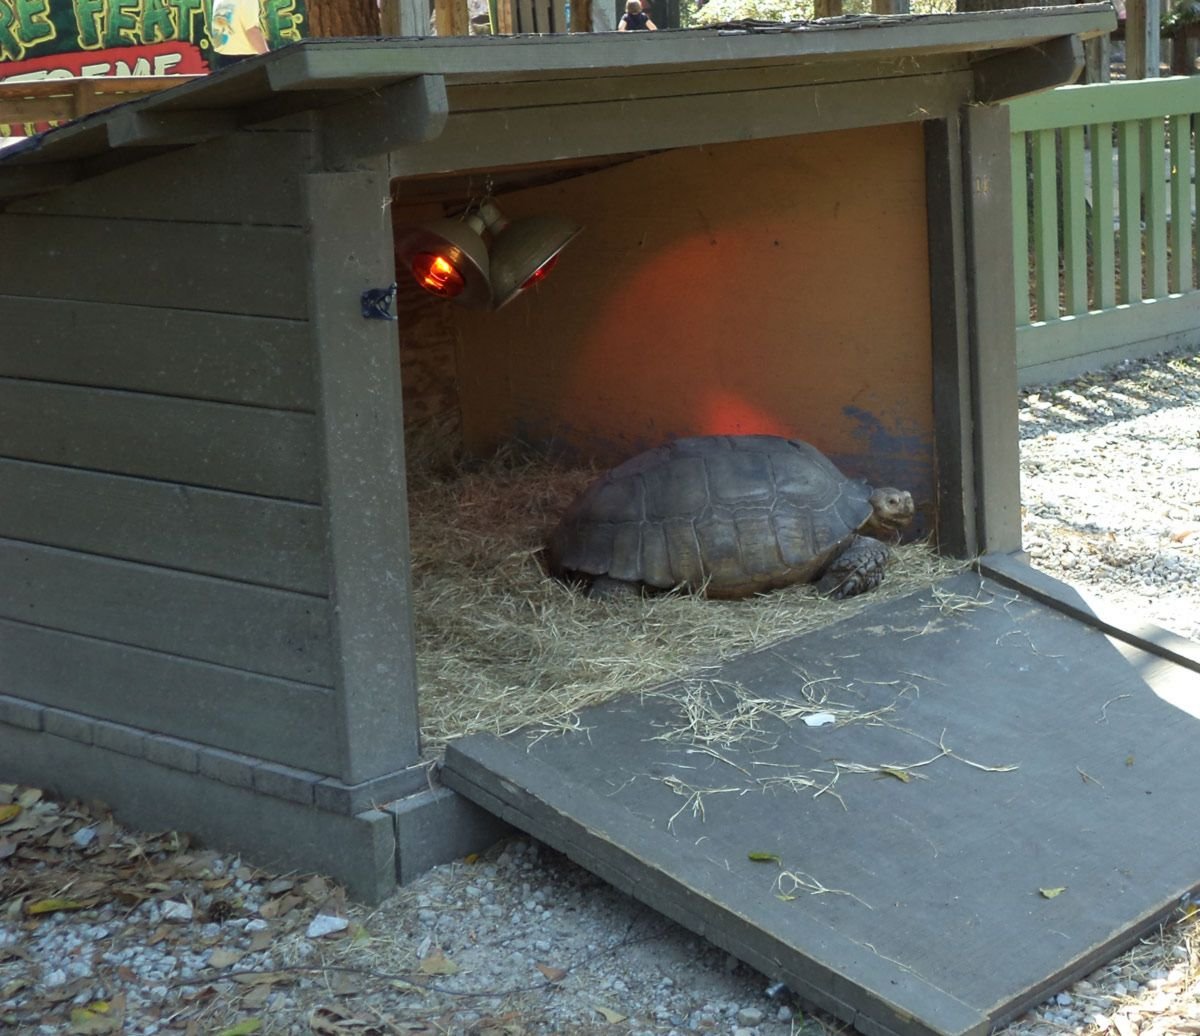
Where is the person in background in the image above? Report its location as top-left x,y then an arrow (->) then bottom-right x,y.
208,0 -> 270,70
618,0 -> 657,30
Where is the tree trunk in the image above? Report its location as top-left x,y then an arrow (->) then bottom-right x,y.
307,0 -> 382,37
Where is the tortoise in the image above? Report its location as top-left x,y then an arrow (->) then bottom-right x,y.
546,434 -> 915,600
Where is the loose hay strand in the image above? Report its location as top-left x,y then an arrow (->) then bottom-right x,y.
407,451 -> 968,755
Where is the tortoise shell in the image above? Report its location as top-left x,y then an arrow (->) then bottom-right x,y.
546,434 -> 876,599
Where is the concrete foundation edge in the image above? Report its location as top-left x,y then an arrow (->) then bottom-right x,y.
387,782 -> 514,885
0,725 -> 509,903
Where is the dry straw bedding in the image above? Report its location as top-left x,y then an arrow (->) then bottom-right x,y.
405,446 -> 966,755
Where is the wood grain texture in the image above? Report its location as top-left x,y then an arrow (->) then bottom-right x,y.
304,167 -> 423,781
0,379 -> 321,502
444,571 -> 1200,1036
0,298 -> 315,410
452,126 -> 936,532
0,213 -> 308,318
0,617 -> 339,772
0,459 -> 326,594
6,129 -> 314,226
0,540 -> 333,686
963,104 -> 1023,554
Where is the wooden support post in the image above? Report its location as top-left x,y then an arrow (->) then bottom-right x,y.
813,0 -> 843,17
434,0 -> 472,35
1124,0 -> 1162,78
963,103 -> 1024,555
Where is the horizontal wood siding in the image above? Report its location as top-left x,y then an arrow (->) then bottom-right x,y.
0,297 -> 315,410
0,379 -> 321,502
0,540 -> 333,686
6,129 -> 315,227
0,213 -> 307,319
0,618 -> 340,773
0,132 -> 346,776
0,460 -> 326,594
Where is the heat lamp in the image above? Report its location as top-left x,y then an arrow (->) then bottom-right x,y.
396,199 -> 581,310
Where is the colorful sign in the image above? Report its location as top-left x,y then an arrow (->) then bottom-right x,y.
0,0 -> 306,135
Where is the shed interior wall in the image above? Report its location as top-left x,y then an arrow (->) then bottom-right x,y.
393,125 -> 936,533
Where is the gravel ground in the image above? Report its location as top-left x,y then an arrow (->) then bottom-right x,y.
2,348 -> 1198,1036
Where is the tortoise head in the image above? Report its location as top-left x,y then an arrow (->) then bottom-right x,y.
864,487 -> 915,537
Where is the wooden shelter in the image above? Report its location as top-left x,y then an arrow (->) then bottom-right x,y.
0,4 -> 1119,908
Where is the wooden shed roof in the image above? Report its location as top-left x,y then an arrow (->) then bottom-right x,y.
0,4 -> 1114,200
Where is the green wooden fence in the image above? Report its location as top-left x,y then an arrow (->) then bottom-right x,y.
1008,77 -> 1200,384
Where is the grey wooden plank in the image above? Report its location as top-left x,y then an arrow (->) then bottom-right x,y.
444,735 -> 988,1036
443,55 -> 966,110
0,617 -> 339,773
0,459 -> 326,595
444,573 -> 1200,1036
963,104 -> 1023,554
924,115 -> 976,558
303,166 -> 422,783
979,553 -> 1200,674
389,72 -> 970,177
0,298 -> 315,410
6,129 -> 313,226
972,34 -> 1084,104
0,213 -> 307,319
0,539 -> 333,686
0,379 -> 321,502
319,76 -> 448,169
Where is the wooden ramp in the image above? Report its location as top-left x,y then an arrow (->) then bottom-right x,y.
442,557 -> 1200,1036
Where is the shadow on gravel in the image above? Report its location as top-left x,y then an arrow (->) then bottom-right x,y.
1018,349 -> 1200,440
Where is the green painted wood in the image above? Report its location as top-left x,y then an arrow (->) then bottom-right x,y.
0,617 -> 339,772
0,299 -> 315,411
1032,128 -> 1059,320
1143,116 -> 1168,299
319,76 -> 448,170
445,56 -> 968,112
389,72 -> 971,178
924,116 -> 975,558
1091,122 -> 1117,311
443,569 -> 1200,1036
0,214 -> 307,319
965,104 -> 1023,555
1117,120 -> 1143,304
1061,124 -> 1088,314
1008,75 -> 1200,132
0,459 -> 326,595
1017,293 -> 1200,383
0,540 -> 333,686
7,130 -> 314,226
971,33 -> 1084,105
1011,131 -> 1031,324
1170,114 -> 1193,292
0,380 -> 321,503
303,167 -> 422,783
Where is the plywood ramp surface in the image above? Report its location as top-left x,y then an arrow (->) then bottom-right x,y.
444,571 -> 1200,1036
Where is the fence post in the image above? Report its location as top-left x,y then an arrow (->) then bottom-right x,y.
1124,0 -> 1162,78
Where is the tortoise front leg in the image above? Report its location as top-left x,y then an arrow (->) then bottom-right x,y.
816,536 -> 891,599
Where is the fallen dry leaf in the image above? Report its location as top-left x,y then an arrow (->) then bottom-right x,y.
535,962 -> 567,983
418,948 -> 459,976
0,803 -> 22,825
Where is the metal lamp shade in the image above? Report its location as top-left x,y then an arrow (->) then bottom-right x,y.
488,215 -> 582,309
395,217 -> 492,309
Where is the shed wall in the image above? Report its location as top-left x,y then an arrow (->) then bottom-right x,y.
439,127 -> 936,527
0,127 -> 342,775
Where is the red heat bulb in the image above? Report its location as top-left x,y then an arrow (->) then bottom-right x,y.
412,252 -> 466,298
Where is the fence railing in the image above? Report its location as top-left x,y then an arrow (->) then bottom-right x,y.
1008,76 -> 1200,384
